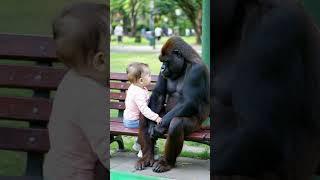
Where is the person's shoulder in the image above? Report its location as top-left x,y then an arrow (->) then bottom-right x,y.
55,69 -> 79,96
82,79 -> 106,100
128,84 -> 146,97
66,70 -> 105,100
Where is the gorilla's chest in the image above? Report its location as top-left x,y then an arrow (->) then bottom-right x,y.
165,76 -> 184,110
167,78 -> 184,95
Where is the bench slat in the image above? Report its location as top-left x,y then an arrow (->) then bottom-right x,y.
0,65 -> 65,90
110,82 -> 130,90
110,102 -> 125,110
0,97 -> 51,122
110,119 -> 210,142
0,34 -> 56,61
0,127 -> 49,152
110,92 -> 126,100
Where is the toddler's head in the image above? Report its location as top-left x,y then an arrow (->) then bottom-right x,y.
126,62 -> 152,87
52,2 -> 108,84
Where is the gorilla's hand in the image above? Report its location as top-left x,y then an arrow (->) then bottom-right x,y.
148,123 -> 166,140
149,113 -> 173,139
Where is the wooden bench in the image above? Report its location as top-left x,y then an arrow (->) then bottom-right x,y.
110,72 -> 211,151
0,34 -> 107,179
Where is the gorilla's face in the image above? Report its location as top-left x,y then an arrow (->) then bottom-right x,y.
159,49 -> 185,80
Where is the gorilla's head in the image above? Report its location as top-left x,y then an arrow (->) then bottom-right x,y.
159,36 -> 201,79
159,48 -> 185,79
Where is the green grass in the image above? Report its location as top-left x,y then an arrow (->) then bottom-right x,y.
0,150 -> 26,176
111,35 -> 198,46
110,52 -> 162,74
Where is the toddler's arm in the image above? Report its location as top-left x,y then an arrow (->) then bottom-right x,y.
135,93 -> 160,122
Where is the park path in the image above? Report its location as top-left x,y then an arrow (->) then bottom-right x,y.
110,152 -> 210,180
111,44 -> 202,54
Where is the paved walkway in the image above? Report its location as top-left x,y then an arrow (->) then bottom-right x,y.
110,45 -> 202,54
110,152 -> 210,180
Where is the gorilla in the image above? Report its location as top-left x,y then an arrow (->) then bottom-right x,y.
135,36 -> 210,173
213,0 -> 320,179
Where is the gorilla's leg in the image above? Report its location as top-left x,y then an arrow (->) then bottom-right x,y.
153,117 -> 199,173
135,117 -> 156,170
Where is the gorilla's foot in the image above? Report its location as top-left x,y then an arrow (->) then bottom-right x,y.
135,154 -> 155,170
153,157 -> 173,173
149,125 -> 166,140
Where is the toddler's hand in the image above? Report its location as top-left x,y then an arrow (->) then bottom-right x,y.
155,117 -> 162,124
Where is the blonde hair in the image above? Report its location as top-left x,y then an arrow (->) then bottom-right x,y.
126,62 -> 150,83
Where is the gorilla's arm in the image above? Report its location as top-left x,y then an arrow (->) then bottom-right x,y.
214,7 -> 306,175
148,74 -> 167,114
160,63 -> 209,128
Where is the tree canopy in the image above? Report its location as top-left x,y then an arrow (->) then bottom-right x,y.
111,0 -> 202,44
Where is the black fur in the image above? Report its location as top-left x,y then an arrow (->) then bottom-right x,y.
213,0 -> 320,179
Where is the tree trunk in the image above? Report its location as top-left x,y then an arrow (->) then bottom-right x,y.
191,21 -> 201,44
190,9 -> 202,44
131,14 -> 137,37
129,0 -> 137,37
175,0 -> 202,44
195,9 -> 202,44
123,15 -> 130,35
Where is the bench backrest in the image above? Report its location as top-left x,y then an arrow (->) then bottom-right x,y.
0,34 -> 65,175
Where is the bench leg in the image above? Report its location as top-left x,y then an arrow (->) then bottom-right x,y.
111,135 -> 125,152
25,153 -> 44,176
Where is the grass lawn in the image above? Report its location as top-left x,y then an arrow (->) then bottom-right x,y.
110,52 -> 161,74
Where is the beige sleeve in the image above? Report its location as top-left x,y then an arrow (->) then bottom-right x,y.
78,88 -> 109,169
134,91 -> 159,121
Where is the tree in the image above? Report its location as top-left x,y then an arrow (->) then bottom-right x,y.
110,0 -> 127,30
155,0 -> 178,27
123,0 -> 148,37
175,0 -> 202,44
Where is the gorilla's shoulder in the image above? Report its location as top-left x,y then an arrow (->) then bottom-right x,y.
191,63 -> 209,72
190,63 -> 209,78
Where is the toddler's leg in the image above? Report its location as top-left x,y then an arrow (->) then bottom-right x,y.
132,137 -> 141,151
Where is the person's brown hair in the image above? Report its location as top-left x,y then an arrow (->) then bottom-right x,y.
126,62 -> 150,83
52,2 -> 108,69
